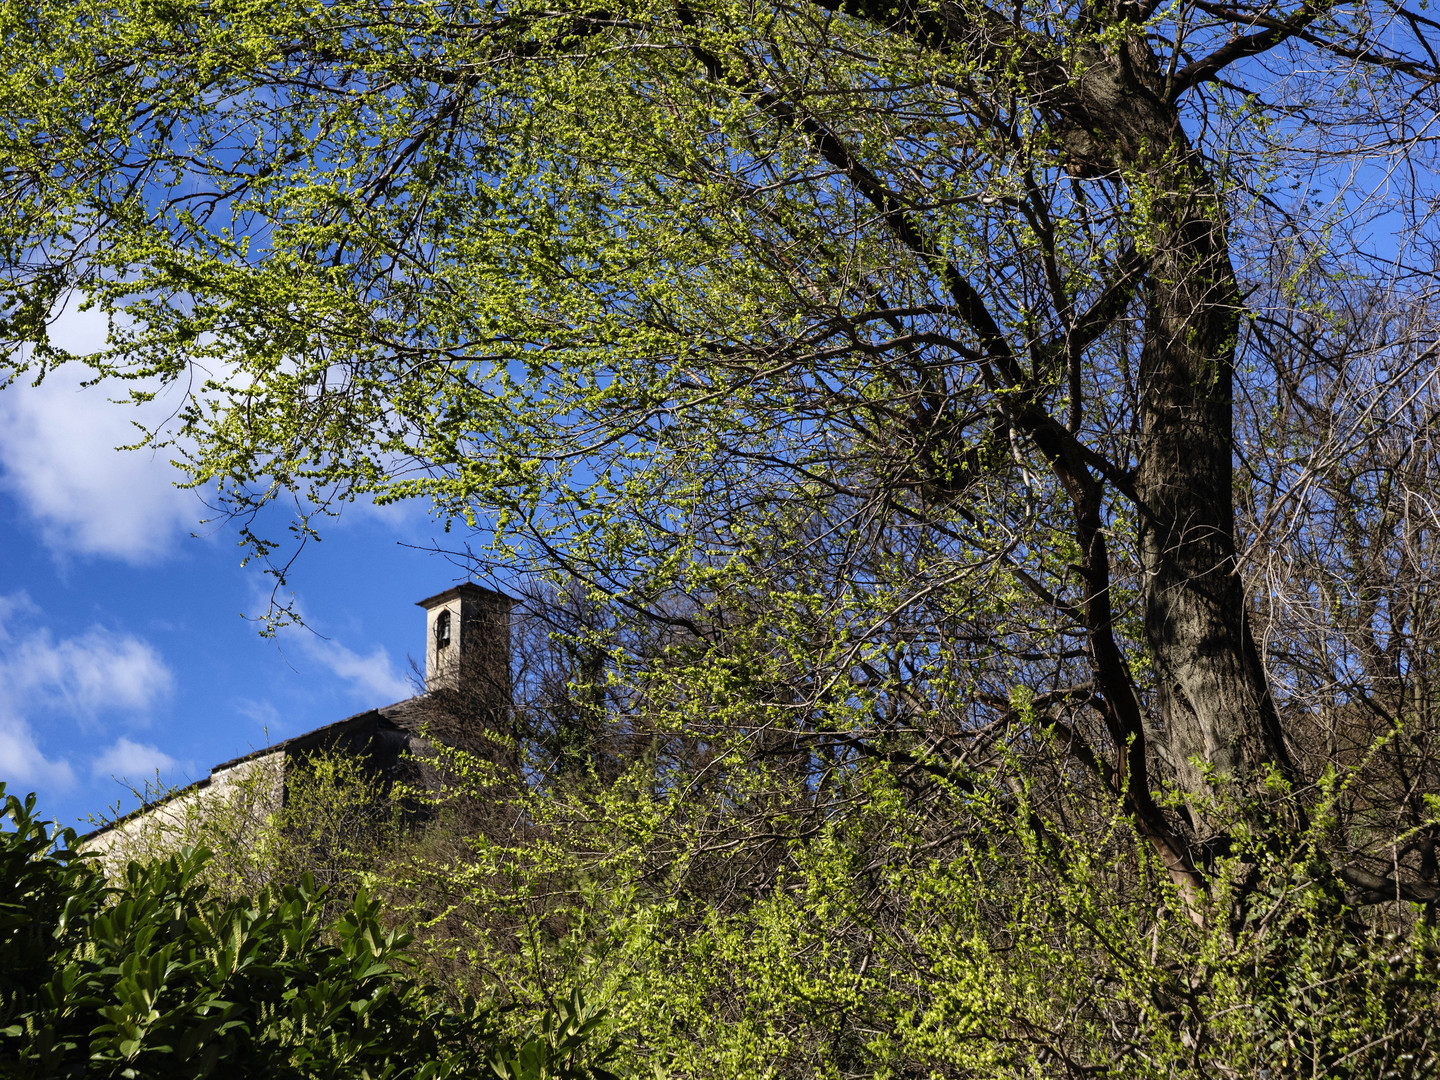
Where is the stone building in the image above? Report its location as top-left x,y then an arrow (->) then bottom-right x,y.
82,583 -> 513,864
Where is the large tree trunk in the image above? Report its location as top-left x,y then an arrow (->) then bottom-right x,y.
1135,185 -> 1295,810
1072,37 -> 1297,818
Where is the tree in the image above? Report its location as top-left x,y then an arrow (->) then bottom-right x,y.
3,0 -> 1440,914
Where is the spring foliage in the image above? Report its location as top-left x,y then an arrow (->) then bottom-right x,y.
5,0 -> 1440,1068
320,745 -> 1440,1077
6,0 -> 1440,912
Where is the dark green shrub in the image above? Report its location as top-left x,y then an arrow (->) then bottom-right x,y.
0,784 -> 617,1080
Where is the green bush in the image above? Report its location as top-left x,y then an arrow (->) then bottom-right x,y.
0,784 -> 618,1080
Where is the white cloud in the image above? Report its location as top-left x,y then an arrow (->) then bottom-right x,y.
90,736 -> 181,784
0,594 -> 174,795
298,636 -> 415,705
0,302 -> 205,563
7,627 -> 173,718
234,697 -> 281,732
0,711 -> 76,791
248,581 -> 416,706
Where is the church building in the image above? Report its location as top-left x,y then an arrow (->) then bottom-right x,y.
82,583 -> 513,860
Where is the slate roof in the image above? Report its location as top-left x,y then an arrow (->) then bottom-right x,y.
80,696 -> 429,843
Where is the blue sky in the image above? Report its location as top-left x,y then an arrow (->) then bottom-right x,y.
0,301 -> 476,831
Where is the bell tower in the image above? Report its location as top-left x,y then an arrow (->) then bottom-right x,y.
416,583 -> 513,704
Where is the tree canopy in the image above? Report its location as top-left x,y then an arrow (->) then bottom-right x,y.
4,0 -> 1440,916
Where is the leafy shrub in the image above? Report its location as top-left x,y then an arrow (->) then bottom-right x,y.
0,784 -> 618,1080
382,749 -> 1440,1079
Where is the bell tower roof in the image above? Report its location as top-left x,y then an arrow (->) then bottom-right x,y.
415,581 -> 511,611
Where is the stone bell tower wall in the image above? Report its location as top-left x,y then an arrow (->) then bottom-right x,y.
417,582 -> 513,708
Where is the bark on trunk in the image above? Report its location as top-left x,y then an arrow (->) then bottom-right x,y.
1073,37 -> 1297,819
1136,204 -> 1293,805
